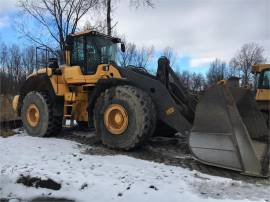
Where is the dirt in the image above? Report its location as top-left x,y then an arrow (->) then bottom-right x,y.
17,175 -> 61,190
0,198 -> 75,202
30,198 -> 75,202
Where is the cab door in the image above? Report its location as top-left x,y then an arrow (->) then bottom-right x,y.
257,68 -> 270,101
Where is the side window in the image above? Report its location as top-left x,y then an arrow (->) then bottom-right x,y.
261,69 -> 270,89
71,36 -> 84,65
85,36 -> 101,74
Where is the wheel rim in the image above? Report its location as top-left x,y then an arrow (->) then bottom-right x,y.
26,104 -> 40,127
104,104 -> 128,135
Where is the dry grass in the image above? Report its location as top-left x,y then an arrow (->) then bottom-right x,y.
0,128 -> 16,138
0,94 -> 18,122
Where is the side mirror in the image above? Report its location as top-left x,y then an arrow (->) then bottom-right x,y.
121,43 -> 125,52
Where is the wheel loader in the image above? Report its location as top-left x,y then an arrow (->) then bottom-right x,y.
252,64 -> 270,126
12,30 -> 269,177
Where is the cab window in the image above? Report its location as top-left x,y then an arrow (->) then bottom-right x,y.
70,35 -> 118,74
260,69 -> 270,89
71,36 -> 85,71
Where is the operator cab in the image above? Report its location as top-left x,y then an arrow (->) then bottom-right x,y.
258,68 -> 270,89
65,30 -> 125,74
252,64 -> 270,90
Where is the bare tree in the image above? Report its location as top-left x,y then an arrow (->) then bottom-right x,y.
0,45 -> 24,94
190,73 -> 205,92
0,43 -> 37,95
178,70 -> 191,90
8,45 -> 22,83
133,46 -> 154,68
102,0 -> 154,36
118,41 -> 137,67
178,71 -> 205,92
227,64 -> 241,78
117,36 -> 154,68
82,19 -> 106,33
129,0 -> 154,8
0,43 -> 8,71
206,59 -> 227,86
106,0 -> 112,36
0,43 -> 8,95
161,46 -> 177,67
22,46 -> 36,75
230,43 -> 266,86
19,0 -> 99,61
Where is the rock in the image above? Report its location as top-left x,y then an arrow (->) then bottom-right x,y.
149,185 -> 158,191
80,183 -> 88,190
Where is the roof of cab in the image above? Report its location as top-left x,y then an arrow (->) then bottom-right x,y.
252,64 -> 270,73
69,30 -> 121,43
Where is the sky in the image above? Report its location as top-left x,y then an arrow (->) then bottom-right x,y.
0,0 -> 269,73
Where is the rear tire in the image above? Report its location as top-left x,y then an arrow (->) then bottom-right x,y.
21,91 -> 62,137
94,85 -> 156,150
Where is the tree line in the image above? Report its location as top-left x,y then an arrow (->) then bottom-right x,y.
118,41 -> 266,91
0,43 -> 36,95
1,40 -> 265,95
207,43 -> 266,87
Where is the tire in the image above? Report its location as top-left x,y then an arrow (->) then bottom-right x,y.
94,85 -> 156,150
21,91 -> 62,137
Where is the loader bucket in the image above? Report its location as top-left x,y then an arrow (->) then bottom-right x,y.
189,84 -> 269,177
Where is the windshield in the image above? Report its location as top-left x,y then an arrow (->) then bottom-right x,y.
86,35 -> 117,64
71,35 -> 117,74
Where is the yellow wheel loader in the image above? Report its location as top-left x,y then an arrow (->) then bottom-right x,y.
12,30 -> 269,177
252,64 -> 270,126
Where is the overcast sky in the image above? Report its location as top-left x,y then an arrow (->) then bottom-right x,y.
113,0 -> 269,68
0,0 -> 269,71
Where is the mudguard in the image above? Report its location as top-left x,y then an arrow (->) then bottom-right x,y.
17,73 -> 63,117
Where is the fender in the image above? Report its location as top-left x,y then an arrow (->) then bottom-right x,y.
17,74 -> 64,116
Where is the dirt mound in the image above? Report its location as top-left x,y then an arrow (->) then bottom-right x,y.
31,197 -> 75,202
17,175 -> 61,190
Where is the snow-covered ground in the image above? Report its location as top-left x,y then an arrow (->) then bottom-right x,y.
0,131 -> 269,202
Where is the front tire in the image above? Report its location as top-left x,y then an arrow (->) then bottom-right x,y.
21,91 -> 62,137
94,85 -> 156,150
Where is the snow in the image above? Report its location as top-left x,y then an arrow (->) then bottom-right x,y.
0,131 -> 269,202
